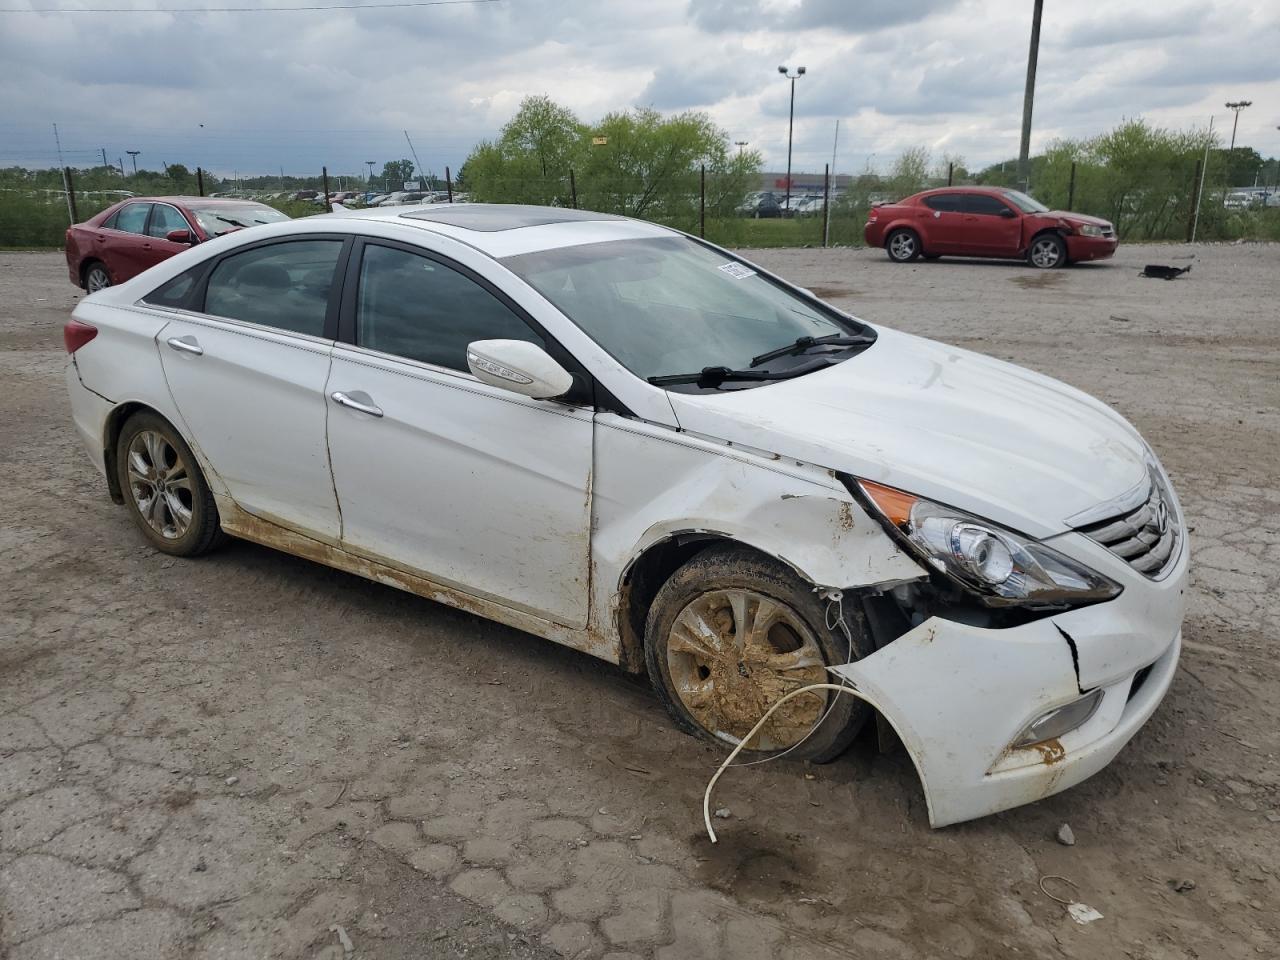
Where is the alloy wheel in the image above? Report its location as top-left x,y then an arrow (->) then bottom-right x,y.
890,233 -> 916,260
1030,238 -> 1062,268
86,266 -> 111,292
126,430 -> 193,540
665,588 -> 829,750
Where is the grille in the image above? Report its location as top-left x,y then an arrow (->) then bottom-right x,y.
1075,476 -> 1181,579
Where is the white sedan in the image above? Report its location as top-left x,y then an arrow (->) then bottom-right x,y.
63,204 -> 1187,826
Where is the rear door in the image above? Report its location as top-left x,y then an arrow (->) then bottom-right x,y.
919,194 -> 967,252
325,238 -> 594,626
958,193 -> 1023,255
154,235 -> 349,541
97,202 -> 153,282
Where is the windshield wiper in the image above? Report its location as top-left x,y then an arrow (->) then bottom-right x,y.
750,333 -> 875,367
215,215 -> 249,228
649,358 -> 835,387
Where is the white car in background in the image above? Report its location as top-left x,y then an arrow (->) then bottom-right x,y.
63,204 -> 1187,827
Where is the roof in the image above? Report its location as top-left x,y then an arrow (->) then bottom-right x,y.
399,204 -> 626,232
338,202 -> 672,258
117,196 -> 275,206
916,186 -> 1013,195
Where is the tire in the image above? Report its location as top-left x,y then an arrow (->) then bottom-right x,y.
115,412 -> 225,557
84,261 -> 112,292
886,229 -> 921,263
1027,233 -> 1067,269
644,544 -> 872,763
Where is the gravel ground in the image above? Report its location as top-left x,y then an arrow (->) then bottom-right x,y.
1,243 -> 1277,960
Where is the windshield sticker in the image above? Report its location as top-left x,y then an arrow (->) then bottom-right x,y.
718,262 -> 757,280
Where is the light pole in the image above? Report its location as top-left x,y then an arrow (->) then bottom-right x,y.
126,150 -> 140,175
1225,101 -> 1251,153
734,140 -> 748,156
365,160 -> 376,185
1017,0 -> 1044,192
777,65 -> 805,214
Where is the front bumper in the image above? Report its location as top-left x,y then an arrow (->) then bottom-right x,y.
1065,234 -> 1118,261
829,539 -> 1187,827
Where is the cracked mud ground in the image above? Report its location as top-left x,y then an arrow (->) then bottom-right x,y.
2,244 -> 1278,959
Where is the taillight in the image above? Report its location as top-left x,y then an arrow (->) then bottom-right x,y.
64,318 -> 98,354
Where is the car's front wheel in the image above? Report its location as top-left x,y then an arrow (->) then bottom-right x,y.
644,545 -> 871,763
115,412 -> 225,556
1027,233 -> 1067,269
886,229 -> 921,263
84,262 -> 112,292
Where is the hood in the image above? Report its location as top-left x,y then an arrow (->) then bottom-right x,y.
1045,210 -> 1110,227
666,327 -> 1148,539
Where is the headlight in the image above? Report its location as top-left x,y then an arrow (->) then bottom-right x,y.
1076,223 -> 1105,237
856,480 -> 1122,608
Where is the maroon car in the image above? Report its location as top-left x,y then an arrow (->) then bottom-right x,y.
65,196 -> 290,291
864,186 -> 1117,268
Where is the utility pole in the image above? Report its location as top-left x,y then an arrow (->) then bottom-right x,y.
831,118 -> 840,178
777,65 -> 806,215
365,160 -> 376,184
1225,100 -> 1251,153
1017,0 -> 1044,192
101,147 -> 108,170
126,150 -> 140,175
403,131 -> 423,185
53,123 -> 65,168
734,140 -> 748,156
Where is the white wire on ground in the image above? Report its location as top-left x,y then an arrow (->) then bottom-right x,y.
702,682 -> 865,844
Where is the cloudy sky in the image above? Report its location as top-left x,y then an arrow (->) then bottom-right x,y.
2,0 -> 1278,181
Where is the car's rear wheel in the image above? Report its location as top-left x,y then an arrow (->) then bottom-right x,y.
1028,234 -> 1067,269
115,412 -> 224,557
644,545 -> 871,763
84,262 -> 111,292
886,229 -> 921,263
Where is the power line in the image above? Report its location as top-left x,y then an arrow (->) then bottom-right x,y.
0,0 -> 497,13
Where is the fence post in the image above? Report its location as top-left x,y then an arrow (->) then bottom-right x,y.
322,167 -> 332,213
947,161 -> 954,186
822,163 -> 831,248
445,166 -> 454,203
62,166 -> 79,224
699,165 -> 706,238
569,168 -> 578,209
1185,158 -> 1203,243
1066,161 -> 1077,211
197,167 -> 205,197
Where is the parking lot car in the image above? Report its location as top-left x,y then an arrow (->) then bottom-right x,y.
865,186 -> 1118,268
65,197 -> 290,291
63,204 -> 1186,826
737,191 -> 783,218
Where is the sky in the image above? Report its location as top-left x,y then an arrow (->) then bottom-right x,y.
1,0 -> 1278,182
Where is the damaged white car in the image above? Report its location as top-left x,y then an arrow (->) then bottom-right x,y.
63,204 -> 1187,827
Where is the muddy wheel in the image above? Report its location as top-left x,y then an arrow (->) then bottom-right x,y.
644,545 -> 872,763
1028,233 -> 1066,268
115,411 -> 225,557
84,262 -> 112,292
886,229 -> 921,263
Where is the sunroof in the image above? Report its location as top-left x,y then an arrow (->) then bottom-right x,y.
399,204 -> 626,232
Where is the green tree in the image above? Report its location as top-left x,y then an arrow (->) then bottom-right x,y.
886,147 -> 931,199
380,159 -> 416,186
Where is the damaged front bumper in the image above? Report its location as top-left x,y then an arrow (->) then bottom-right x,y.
829,535 -> 1187,827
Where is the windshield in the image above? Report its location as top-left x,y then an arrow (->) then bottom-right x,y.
191,204 -> 290,237
1002,189 -> 1050,214
503,235 -> 868,385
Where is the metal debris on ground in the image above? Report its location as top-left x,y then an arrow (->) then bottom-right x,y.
1141,264 -> 1192,280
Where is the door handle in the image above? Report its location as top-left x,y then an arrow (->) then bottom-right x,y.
330,391 -> 383,418
166,335 -> 203,356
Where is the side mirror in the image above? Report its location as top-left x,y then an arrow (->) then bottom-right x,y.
467,339 -> 573,400
999,208 -> 1018,218
165,229 -> 195,244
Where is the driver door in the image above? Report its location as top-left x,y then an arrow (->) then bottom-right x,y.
325,239 -> 594,627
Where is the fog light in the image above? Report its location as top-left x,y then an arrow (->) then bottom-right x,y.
1012,689 -> 1104,748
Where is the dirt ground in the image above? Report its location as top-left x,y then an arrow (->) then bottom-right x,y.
1,242 -> 1277,960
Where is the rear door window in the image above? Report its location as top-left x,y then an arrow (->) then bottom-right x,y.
922,194 -> 962,212
203,240 -> 343,337
112,203 -> 153,234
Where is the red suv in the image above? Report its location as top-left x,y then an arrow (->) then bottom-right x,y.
65,196 -> 290,292
864,187 -> 1117,268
